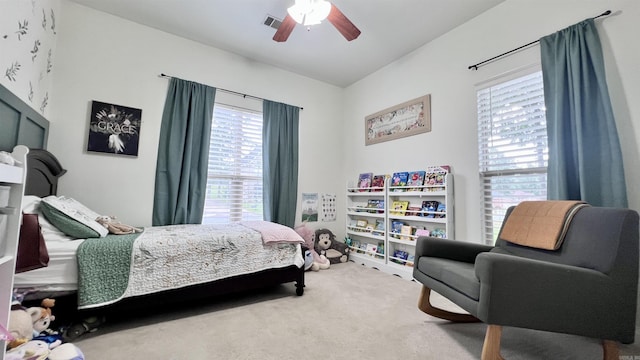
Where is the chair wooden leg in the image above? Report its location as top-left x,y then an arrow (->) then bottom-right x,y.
417,285 -> 480,322
602,340 -> 619,360
481,325 -> 505,360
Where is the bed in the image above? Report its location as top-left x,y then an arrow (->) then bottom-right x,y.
12,148 -> 306,312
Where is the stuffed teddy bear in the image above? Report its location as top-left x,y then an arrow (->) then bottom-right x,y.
7,298 -> 59,350
95,215 -> 143,234
314,228 -> 349,264
294,223 -> 329,271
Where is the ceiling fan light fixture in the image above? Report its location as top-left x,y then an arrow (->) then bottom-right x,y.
287,0 -> 331,26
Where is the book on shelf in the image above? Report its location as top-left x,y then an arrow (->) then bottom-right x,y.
366,199 -> 384,213
430,228 -> 447,238
406,206 -> 421,217
400,225 -> 413,241
424,165 -> 450,191
372,219 -> 385,235
390,172 -> 409,191
421,200 -> 439,218
407,170 -> 426,191
365,243 -> 378,256
414,228 -> 431,238
391,249 -> 409,264
406,254 -> 415,267
436,203 -> 446,218
356,219 -> 368,229
357,172 -> 373,192
371,174 -> 385,192
390,200 -> 409,216
376,241 -> 385,258
391,220 -> 404,239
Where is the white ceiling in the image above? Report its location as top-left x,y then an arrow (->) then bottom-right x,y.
68,0 -> 505,87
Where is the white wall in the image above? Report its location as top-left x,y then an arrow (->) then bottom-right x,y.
48,0 -> 345,232
343,0 -> 640,242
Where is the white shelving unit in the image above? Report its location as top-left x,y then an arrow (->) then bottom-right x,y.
345,179 -> 387,270
346,172 -> 454,280
0,146 -> 28,355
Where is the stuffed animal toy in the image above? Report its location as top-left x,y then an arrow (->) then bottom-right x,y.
315,228 -> 349,264
96,215 -> 143,234
5,340 -> 50,360
294,223 -> 330,271
49,343 -> 85,360
8,298 -> 60,350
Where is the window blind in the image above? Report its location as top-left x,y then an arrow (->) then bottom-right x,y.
477,70 -> 548,244
204,104 -> 263,224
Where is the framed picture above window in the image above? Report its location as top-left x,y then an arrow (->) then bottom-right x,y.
365,95 -> 431,145
87,100 -> 142,156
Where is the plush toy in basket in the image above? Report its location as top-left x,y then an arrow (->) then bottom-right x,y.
314,228 -> 349,264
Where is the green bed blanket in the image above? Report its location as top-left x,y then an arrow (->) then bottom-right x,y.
76,232 -> 141,308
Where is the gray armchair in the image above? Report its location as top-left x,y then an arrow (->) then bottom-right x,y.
413,204 -> 639,360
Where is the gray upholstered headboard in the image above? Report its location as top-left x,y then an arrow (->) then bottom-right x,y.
0,84 -> 49,152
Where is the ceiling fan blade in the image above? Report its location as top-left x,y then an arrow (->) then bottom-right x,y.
327,4 -> 361,41
273,14 -> 297,42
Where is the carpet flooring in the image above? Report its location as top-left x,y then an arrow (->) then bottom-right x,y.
73,261 -> 640,359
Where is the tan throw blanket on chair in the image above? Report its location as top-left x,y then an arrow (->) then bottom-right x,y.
500,201 -> 589,250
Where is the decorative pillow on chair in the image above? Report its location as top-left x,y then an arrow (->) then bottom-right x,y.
40,196 -> 108,239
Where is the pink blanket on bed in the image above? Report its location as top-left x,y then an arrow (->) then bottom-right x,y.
241,221 -> 305,244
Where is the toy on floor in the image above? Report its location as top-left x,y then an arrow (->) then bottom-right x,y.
7,298 -> 59,350
5,340 -> 50,360
315,228 -> 349,264
294,223 -> 329,271
49,343 -> 85,360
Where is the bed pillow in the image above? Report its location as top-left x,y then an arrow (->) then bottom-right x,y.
22,195 -> 74,241
40,196 -> 108,239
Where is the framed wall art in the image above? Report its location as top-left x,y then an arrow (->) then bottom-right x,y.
87,100 -> 142,156
365,94 -> 431,145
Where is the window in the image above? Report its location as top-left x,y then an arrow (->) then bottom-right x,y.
203,104 -> 263,224
477,69 -> 548,244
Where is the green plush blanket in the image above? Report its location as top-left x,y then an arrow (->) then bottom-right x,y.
76,232 -> 141,308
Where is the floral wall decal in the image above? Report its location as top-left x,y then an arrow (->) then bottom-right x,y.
15,20 -> 28,40
0,0 -> 60,117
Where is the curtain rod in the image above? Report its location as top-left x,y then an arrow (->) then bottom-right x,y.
159,73 -> 303,110
468,10 -> 612,71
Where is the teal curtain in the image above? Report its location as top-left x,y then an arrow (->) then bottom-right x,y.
262,100 -> 299,227
152,78 -> 216,225
540,18 -> 627,207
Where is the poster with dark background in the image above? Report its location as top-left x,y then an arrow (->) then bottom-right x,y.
87,100 -> 142,156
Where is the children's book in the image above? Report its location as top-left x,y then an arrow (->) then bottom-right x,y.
376,241 -> 385,258
406,206 -> 421,217
391,220 -> 404,239
365,243 -> 378,256
390,200 -> 409,216
421,200 -> 439,218
372,219 -> 385,236
414,228 -> 431,238
366,199 -> 384,214
390,172 -> 409,191
436,203 -> 446,218
371,174 -> 385,192
358,172 -> 373,191
424,166 -> 450,191
356,219 -> 368,229
400,225 -> 413,241
407,170 -> 426,191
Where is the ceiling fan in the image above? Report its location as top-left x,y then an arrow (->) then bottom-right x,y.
273,0 -> 361,42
